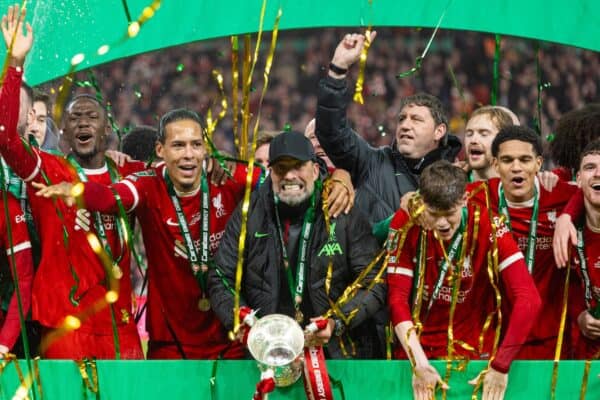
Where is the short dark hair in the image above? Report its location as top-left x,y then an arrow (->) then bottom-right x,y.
419,160 -> 467,210
157,108 -> 205,143
398,93 -> 448,128
122,125 -> 158,162
491,125 -> 543,157
33,89 -> 52,113
64,94 -> 107,123
469,106 -> 514,132
579,138 -> 600,169
551,104 -> 600,171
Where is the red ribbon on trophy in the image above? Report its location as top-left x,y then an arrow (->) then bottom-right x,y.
302,346 -> 334,400
253,370 -> 276,400
303,318 -> 334,400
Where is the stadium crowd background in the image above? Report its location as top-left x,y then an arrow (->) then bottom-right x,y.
38,27 -> 600,156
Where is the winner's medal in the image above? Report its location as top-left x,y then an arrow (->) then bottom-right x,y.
198,296 -> 211,312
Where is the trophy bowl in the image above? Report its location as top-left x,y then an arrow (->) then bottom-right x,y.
247,313 -> 305,387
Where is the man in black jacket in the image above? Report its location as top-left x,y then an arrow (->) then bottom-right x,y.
316,32 -> 462,226
209,131 -> 386,358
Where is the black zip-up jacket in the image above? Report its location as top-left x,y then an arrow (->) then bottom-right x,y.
209,178 -> 386,358
316,75 -> 462,226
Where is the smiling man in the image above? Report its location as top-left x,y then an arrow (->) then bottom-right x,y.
34,109 -> 263,359
468,125 -> 578,359
316,32 -> 461,226
209,131 -> 386,358
0,4 -> 150,359
387,160 -> 540,400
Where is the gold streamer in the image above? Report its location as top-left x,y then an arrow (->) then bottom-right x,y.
0,0 -> 28,85
550,263 -> 571,400
76,358 -> 99,393
230,36 -> 240,152
232,0 -> 281,336
322,178 -> 334,296
352,28 -> 373,105
579,348 -> 600,400
33,357 -> 42,400
239,35 -> 252,161
205,69 -> 228,139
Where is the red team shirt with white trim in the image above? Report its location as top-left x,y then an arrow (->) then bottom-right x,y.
0,66 -> 142,333
83,163 -> 260,357
469,178 -> 577,358
0,193 -> 33,349
387,202 -> 539,372
573,226 -> 600,358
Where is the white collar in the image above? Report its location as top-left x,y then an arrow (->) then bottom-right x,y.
82,163 -> 108,176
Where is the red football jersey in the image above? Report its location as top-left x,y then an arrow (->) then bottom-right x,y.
573,226 -> 600,358
469,178 -> 577,358
387,202 -> 538,372
0,193 -> 33,349
85,162 -> 258,358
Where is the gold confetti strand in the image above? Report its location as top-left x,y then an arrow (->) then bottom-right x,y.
230,36 -> 240,153
322,179 -> 333,295
33,357 -> 42,400
0,0 -> 28,86
231,0 -> 275,335
239,35 -> 252,161
205,70 -> 228,140
579,348 -> 600,400
352,27 -> 372,105
550,263 -> 571,400
76,359 -> 99,394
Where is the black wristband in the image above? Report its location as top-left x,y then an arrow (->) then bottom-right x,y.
329,62 -> 348,75
332,317 -> 346,337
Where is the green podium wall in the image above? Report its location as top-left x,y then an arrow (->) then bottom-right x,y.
1,360 -> 599,399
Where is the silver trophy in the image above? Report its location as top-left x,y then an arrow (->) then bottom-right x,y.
247,313 -> 305,387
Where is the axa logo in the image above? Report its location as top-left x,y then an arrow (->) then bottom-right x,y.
318,222 -> 343,257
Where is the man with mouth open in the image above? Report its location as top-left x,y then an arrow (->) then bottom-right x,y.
209,131 -> 386,358
469,125 -> 578,359
316,32 -> 462,226
387,160 -> 540,400
0,4 -> 144,359
464,106 -> 518,182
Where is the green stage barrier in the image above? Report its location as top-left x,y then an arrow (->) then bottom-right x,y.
1,360 -> 599,399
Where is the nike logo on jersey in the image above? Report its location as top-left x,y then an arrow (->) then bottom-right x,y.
254,232 -> 269,238
166,218 -> 179,227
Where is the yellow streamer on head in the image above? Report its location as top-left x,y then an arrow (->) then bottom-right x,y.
232,1 -> 282,336
353,28 -> 373,105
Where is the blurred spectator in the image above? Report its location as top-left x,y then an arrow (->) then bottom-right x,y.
28,89 -> 59,151
253,130 -> 279,167
121,125 -> 159,162
35,28 -> 599,156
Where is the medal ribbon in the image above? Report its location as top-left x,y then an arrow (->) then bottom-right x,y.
163,168 -> 210,292
68,156 -> 126,266
273,189 -> 317,319
498,183 -> 539,274
576,226 -> 595,309
423,207 -> 467,316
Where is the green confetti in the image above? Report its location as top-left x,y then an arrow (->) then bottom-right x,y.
546,133 -> 555,142
75,80 -> 92,88
176,63 -> 184,72
283,123 -> 292,132
250,86 -> 256,92
134,90 -> 142,99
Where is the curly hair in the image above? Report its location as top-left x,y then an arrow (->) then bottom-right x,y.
550,104 -> 600,171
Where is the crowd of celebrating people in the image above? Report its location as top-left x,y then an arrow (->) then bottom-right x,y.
1,3 -> 600,400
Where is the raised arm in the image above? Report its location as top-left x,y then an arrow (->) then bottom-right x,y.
315,32 -> 379,186
0,5 -> 40,181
